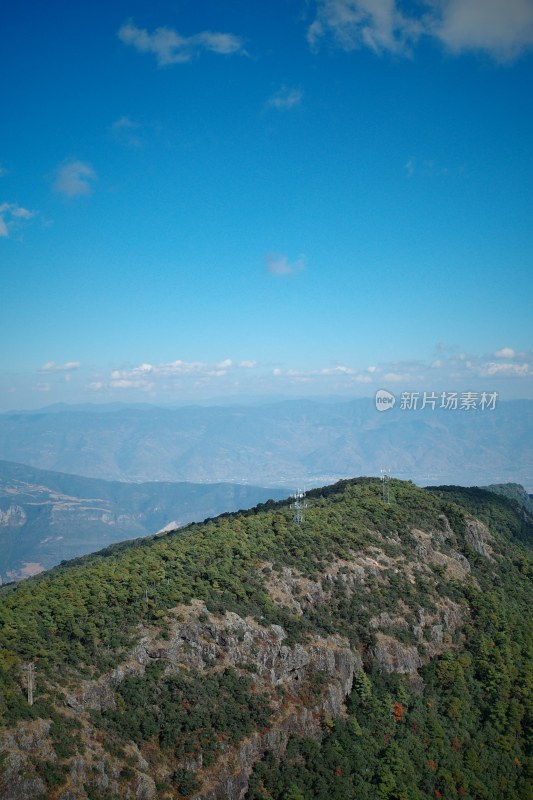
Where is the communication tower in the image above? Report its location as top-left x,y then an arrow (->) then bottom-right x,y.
291,489 -> 308,525
380,469 -> 391,504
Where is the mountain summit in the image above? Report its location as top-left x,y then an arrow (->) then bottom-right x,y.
0,478 -> 531,799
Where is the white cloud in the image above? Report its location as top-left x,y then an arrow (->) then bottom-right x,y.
109,358 -> 238,385
34,382 -> 51,392
118,21 -> 244,66
267,86 -> 303,110
101,357 -> 264,394
39,361 -> 80,373
309,0 -> 533,60
110,377 -> 155,391
308,0 -> 422,55
265,252 -> 307,276
494,347 -> 516,359
0,202 -> 35,238
382,371 -> 410,382
0,163 -> 7,177
272,365 -> 373,383
53,160 -> 96,197
483,362 -> 530,377
430,0 -> 533,61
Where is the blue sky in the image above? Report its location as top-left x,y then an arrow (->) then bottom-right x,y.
1,0 -> 532,409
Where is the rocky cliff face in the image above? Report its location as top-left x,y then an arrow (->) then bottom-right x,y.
0,481 -> 499,800
1,549 -> 468,798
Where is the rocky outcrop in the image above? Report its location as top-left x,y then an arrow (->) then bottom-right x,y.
465,519 -> 494,559
52,601 -> 360,800
370,633 -> 422,675
0,720 -> 51,800
0,505 -> 26,526
264,566 -> 324,615
411,528 -> 472,580
66,679 -> 116,712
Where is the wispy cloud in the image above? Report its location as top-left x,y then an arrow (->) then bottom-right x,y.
80,347 -> 532,402
0,202 -> 35,238
118,21 -> 245,66
265,253 -> 307,276
39,361 -> 81,374
105,358 -> 245,391
277,365 -> 373,383
482,362 -> 530,377
110,116 -> 143,147
308,0 -> 422,55
267,86 -> 303,110
273,348 -> 533,391
404,156 -> 455,178
308,0 -> 533,61
53,160 -> 97,197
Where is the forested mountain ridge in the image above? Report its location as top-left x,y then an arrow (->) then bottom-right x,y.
0,460 -> 286,583
0,478 -> 531,800
482,482 -> 533,515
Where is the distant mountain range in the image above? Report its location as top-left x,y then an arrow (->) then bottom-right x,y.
0,398 -> 530,489
0,460 -> 286,583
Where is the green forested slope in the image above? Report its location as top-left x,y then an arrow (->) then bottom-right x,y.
246,524 -> 533,800
0,478 -> 531,800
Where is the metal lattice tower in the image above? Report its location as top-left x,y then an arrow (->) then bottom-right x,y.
290,489 -> 308,525
380,469 -> 391,504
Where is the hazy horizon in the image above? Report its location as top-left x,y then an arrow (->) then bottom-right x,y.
2,0 -> 532,412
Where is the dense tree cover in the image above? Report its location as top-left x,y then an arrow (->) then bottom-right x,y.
0,477 -> 531,799
0,479 -> 458,722
483,483 -> 533,515
428,485 -> 533,547
246,551 -> 533,800
99,664 -> 272,761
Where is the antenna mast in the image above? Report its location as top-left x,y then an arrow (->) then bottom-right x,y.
380,469 -> 391,504
291,488 -> 308,525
